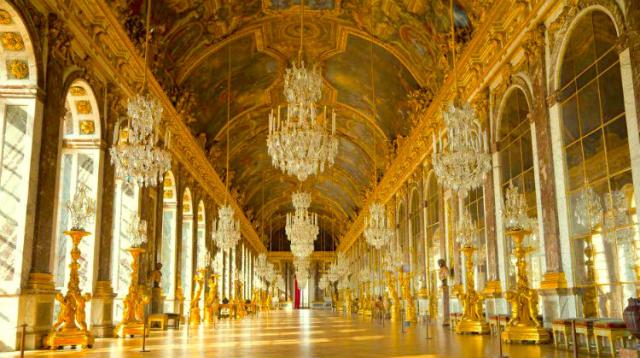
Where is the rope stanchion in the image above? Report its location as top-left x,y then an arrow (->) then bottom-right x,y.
496,314 -> 507,358
19,323 -> 26,358
140,310 -> 150,353
571,320 -> 578,358
426,314 -> 431,340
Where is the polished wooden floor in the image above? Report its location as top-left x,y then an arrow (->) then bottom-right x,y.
4,310 -> 586,357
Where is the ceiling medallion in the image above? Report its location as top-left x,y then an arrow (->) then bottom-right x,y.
285,191 -> 319,259
266,0 -> 338,182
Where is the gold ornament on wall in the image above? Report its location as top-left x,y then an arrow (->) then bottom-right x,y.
6,59 -> 28,79
0,9 -> 12,25
75,100 -> 92,114
79,120 -> 95,135
70,86 -> 87,96
0,32 -> 24,51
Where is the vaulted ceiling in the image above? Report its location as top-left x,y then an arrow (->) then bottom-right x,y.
108,0 -> 474,249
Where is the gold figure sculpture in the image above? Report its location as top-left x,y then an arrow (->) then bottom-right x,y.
456,246 -> 490,334
501,229 -> 550,344
114,247 -> 150,337
400,271 -> 417,323
43,230 -> 95,349
234,272 -> 246,319
205,273 -> 220,324
385,270 -> 400,321
189,269 -> 206,325
345,288 -> 353,315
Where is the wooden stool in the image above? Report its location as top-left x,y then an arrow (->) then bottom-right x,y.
593,319 -> 632,356
450,313 -> 461,330
148,313 -> 167,330
166,313 -> 180,329
552,318 -> 573,349
574,318 -> 597,354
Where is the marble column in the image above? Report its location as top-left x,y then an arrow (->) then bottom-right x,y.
91,89 -> 118,338
525,25 -> 571,326
21,27 -> 68,348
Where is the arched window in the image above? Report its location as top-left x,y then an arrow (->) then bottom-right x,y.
196,201 -> 206,266
111,181 -> 139,320
465,186 -> 486,288
53,80 -> 102,319
497,88 -> 542,288
181,188 -> 194,313
0,1 -> 38,290
160,171 -> 177,307
559,10 -> 633,317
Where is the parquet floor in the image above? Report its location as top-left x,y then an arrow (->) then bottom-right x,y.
1,310 -> 586,357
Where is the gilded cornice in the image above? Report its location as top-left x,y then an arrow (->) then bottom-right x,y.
338,0 -> 560,252
37,0 -> 267,253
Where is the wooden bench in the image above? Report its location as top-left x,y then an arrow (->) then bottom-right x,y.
593,319 -> 632,356
575,318 -> 598,354
148,313 -> 181,330
488,314 -> 510,336
552,318 -> 574,350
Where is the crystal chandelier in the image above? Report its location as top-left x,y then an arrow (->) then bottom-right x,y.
126,214 -> 148,248
266,0 -> 338,181
212,204 -> 241,252
212,43 -> 241,252
362,7 -> 394,250
502,182 -> 535,231
65,186 -> 96,231
456,208 -> 476,248
432,102 -> 491,194
431,0 -> 490,195
109,0 -> 170,188
575,185 -> 603,232
364,202 -> 394,249
382,245 -> 403,272
286,191 -> 319,258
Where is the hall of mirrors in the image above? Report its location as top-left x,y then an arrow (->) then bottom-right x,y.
1,0 -> 640,357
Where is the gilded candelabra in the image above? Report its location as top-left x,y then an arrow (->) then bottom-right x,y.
456,246 -> 489,334
501,229 -> 550,343
189,269 -> 206,325
114,247 -> 150,337
385,271 -> 400,321
581,228 -> 599,318
205,273 -> 220,324
43,230 -> 95,349
400,271 -> 417,323
345,288 -> 353,315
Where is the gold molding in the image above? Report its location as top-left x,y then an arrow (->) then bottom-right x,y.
0,32 -> 24,50
540,271 -> 568,290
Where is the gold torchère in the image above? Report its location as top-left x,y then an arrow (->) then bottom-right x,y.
456,246 -> 489,334
189,269 -> 206,325
205,273 -> 220,324
114,247 -> 150,337
385,271 -> 400,321
501,229 -> 550,344
400,271 -> 417,323
345,288 -> 353,315
44,230 -> 95,349
581,229 -> 598,318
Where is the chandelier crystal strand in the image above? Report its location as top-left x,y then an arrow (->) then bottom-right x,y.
109,0 -> 171,188
127,214 -> 148,248
213,43 -> 241,252
432,0 -> 490,196
363,0 -> 393,250
266,0 -> 338,181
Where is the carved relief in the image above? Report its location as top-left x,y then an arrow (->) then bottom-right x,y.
75,100 -> 92,114
79,120 -> 96,135
70,86 -> 87,96
0,9 -> 12,25
0,32 -> 24,50
6,59 -> 28,79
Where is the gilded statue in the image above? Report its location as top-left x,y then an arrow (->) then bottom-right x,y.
205,274 -> 220,323
385,270 -> 400,321
190,269 -> 205,325
400,271 -> 417,322
74,292 -> 91,332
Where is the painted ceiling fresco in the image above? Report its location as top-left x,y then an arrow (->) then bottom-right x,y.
109,0 -> 475,248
